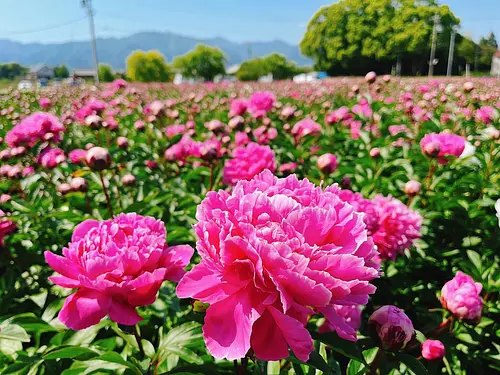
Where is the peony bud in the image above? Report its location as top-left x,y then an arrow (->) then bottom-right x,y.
369,148 -> 381,158
463,82 -> 474,93
85,115 -> 102,128
365,71 -> 377,84
404,180 -> 421,196
368,305 -> 415,351
340,176 -> 351,190
58,183 -> 72,196
121,174 -> 136,185
228,116 -> 245,131
421,340 -> 445,361
441,271 -> 482,323
117,137 -> 129,149
317,153 -> 338,175
0,150 -> 11,161
134,120 -> 145,131
200,145 -> 219,161
423,141 -> 440,158
70,177 -> 88,193
86,147 -> 112,171
383,74 -> 391,83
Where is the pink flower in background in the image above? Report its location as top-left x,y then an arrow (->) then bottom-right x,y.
338,190 -> 380,235
475,105 -> 497,124
388,125 -> 409,136
37,147 -> 66,169
350,120 -> 362,140
369,305 -> 415,351
319,305 -> 361,335
279,162 -> 298,174
291,119 -> 322,139
69,149 -> 87,164
45,213 -> 193,330
223,142 -> 276,185
248,91 -> 275,118
39,97 -> 51,109
229,98 -> 248,117
22,166 -> 35,177
370,195 -> 422,261
421,340 -> 445,360
420,133 -> 465,165
235,131 -> 250,147
165,124 -> 186,139
325,106 -> 352,124
352,100 -> 373,118
177,170 -> 379,361
112,79 -> 127,89
6,112 -> 65,148
254,126 -> 278,144
441,271 -> 482,323
164,136 -> 201,163
0,210 -> 16,246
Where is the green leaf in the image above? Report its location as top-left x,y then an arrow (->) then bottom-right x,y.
466,250 -> 482,272
267,361 -> 281,374
0,324 -> 30,342
43,346 -> 99,360
312,332 -> 366,365
394,352 -> 428,375
157,322 -> 204,371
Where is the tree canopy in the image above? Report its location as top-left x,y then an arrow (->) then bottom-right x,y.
300,0 -> 460,75
236,53 -> 301,81
0,63 -> 28,80
173,44 -> 226,81
54,65 -> 69,79
98,64 -> 115,82
126,50 -> 172,82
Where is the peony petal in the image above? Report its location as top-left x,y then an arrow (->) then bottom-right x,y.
49,275 -> 81,288
108,299 -> 142,326
203,288 -> 262,360
320,304 -> 358,341
72,219 -> 100,242
126,268 -> 167,306
250,309 -> 289,361
44,251 -> 80,279
162,245 -> 195,282
59,289 -> 110,330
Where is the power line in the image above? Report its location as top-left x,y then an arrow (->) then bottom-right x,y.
1,17 -> 87,37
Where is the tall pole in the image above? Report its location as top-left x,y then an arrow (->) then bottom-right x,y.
428,14 -> 440,77
446,28 -> 457,77
83,0 -> 99,83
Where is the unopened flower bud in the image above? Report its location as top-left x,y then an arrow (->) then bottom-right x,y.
121,174 -> 136,185
423,142 -> 440,158
368,305 -> 415,351
117,137 -> 129,149
369,148 -> 381,158
421,340 -> 445,361
86,147 -> 112,171
365,71 -> 377,84
58,183 -> 72,196
317,153 -> 338,175
404,180 -> 421,196
70,177 -> 88,193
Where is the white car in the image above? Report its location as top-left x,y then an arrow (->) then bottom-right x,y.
17,80 -> 33,90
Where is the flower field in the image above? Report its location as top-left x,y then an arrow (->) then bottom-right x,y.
0,75 -> 499,375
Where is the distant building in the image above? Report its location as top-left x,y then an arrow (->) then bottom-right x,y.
71,69 -> 96,80
492,51 -> 500,77
29,64 -> 54,80
226,64 -> 240,75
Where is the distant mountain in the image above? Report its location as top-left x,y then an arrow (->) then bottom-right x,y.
0,31 -> 312,69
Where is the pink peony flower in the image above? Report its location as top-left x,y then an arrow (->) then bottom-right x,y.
6,112 -> 65,148
441,271 -> 482,323
317,153 -> 338,174
44,213 -> 193,330
475,106 -> 497,124
388,125 -> 409,136
291,119 -> 322,139
279,162 -> 298,174
235,131 -> 250,147
164,136 -> 201,163
0,210 -> 16,246
248,91 -> 275,119
177,170 -> 379,361
165,124 -> 186,139
421,340 -> 445,360
22,166 -> 35,177
37,147 -> 66,169
39,97 -> 51,109
319,305 -> 361,335
369,305 -> 415,351
223,143 -> 276,185
254,126 -> 278,144
69,149 -> 87,164
112,79 -> 127,89
420,133 -> 466,165
325,107 -> 352,124
229,98 -> 248,117
338,190 -> 381,235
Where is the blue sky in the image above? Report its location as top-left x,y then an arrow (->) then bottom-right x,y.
1,0 -> 499,45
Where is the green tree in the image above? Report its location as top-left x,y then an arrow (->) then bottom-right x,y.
126,50 -> 172,82
235,58 -> 267,81
457,36 -> 477,65
263,53 -> 298,80
173,44 -> 226,81
478,32 -> 498,67
54,65 -> 69,79
0,63 -> 28,80
300,0 -> 459,75
98,64 -> 115,82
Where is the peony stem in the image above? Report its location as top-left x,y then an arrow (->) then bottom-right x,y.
133,325 -> 146,359
367,347 -> 384,375
209,163 -> 214,191
99,171 -> 114,217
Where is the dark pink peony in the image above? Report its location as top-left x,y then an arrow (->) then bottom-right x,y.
177,170 -> 379,361
37,147 -> 66,169
229,98 -> 248,117
291,119 -> 322,139
69,149 -> 87,164
421,339 -> 445,360
6,112 -> 65,148
441,271 -> 482,323
45,213 -> 193,330
248,91 -> 275,119
420,133 -> 465,165
223,143 -> 276,185
0,210 -> 16,246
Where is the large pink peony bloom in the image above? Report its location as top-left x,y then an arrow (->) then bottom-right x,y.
44,213 -> 193,330
420,133 -> 466,165
223,143 -> 276,185
319,305 -> 361,335
37,147 -> 66,169
248,91 -> 275,119
291,119 -> 322,139
177,170 -> 379,361
441,271 -> 482,323
338,191 -> 422,260
0,210 -> 16,246
6,112 -> 65,148
229,98 -> 248,117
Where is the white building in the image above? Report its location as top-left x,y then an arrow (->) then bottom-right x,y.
29,64 -> 54,79
492,51 -> 500,77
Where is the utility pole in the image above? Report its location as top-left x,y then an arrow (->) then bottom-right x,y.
446,27 -> 457,77
428,14 -> 440,77
82,0 -> 99,84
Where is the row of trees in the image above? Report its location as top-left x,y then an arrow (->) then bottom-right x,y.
300,0 -> 498,76
236,53 -> 309,81
0,63 -> 28,80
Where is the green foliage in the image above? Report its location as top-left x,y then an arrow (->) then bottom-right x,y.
126,50 -> 173,82
98,64 -> 114,82
236,53 -> 300,81
479,32 -> 498,67
457,36 -> 477,65
54,65 -> 69,79
0,63 -> 28,80
300,0 -> 459,75
173,44 -> 226,81
236,57 -> 268,81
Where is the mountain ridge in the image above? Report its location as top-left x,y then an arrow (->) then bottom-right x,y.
0,31 -> 312,69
